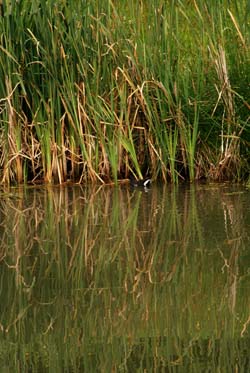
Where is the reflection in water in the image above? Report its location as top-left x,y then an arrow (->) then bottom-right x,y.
0,183 -> 249,371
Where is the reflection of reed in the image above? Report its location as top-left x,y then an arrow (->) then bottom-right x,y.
0,185 -> 248,289
0,184 -> 249,370
192,186 -> 249,314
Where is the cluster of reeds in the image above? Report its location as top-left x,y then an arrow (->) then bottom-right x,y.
0,0 -> 249,184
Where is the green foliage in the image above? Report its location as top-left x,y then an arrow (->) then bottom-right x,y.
0,0 -> 249,184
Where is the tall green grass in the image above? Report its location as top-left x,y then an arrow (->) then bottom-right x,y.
0,0 -> 249,184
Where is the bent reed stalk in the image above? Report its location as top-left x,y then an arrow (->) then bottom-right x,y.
0,0 -> 249,185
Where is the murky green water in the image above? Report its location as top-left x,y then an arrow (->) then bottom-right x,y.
0,183 -> 249,372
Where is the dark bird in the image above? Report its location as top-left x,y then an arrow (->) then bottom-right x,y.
130,177 -> 151,188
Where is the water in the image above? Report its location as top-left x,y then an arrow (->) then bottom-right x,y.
0,183 -> 249,372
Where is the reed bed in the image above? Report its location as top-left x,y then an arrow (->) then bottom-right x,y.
0,0 -> 249,184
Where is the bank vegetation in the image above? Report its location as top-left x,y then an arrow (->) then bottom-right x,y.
0,0 -> 249,184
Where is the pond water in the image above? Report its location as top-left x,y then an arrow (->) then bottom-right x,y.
0,183 -> 249,372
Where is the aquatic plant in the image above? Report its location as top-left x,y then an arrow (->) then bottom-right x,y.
0,0 -> 249,184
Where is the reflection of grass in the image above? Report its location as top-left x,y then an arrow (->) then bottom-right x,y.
0,2 -> 249,184
0,185 -> 249,370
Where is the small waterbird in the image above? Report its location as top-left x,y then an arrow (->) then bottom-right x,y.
129,177 -> 151,188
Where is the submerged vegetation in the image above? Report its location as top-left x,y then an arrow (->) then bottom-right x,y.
0,0 -> 249,184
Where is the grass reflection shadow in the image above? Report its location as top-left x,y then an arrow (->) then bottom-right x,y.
0,184 -> 249,371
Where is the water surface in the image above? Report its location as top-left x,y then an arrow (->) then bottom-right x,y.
0,183 -> 249,371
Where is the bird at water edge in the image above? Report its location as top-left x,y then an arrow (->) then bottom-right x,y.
129,177 -> 151,188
